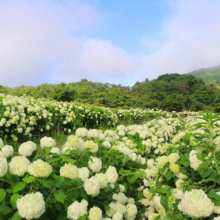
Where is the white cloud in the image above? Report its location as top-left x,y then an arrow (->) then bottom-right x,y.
138,0 -> 220,81
0,0 -> 137,87
2,0 -> 220,88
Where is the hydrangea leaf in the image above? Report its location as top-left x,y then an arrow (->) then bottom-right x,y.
10,194 -> 22,209
0,205 -> 12,215
54,190 -> 66,204
11,211 -> 21,220
22,176 -> 35,183
0,189 -> 6,202
13,182 -> 26,193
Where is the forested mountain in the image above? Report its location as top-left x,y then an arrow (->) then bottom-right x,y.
186,66 -> 220,84
1,73 -> 220,112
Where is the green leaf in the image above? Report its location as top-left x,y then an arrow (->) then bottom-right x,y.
10,194 -> 22,209
11,211 -> 22,220
59,155 -> 76,165
53,175 -> 64,187
13,182 -> 26,193
198,161 -> 211,169
119,169 -> 132,176
104,204 -> 110,212
47,157 -> 59,164
0,189 -> 6,202
42,180 -> 55,189
201,168 -> 213,178
80,189 -> 88,201
22,176 -> 36,183
165,171 -> 173,181
161,196 -> 168,211
33,181 -> 39,190
158,188 -> 168,194
54,190 -> 66,204
182,161 -> 190,167
68,189 -> 80,200
78,215 -> 86,220
0,205 -> 12,215
57,213 -> 67,220
44,147 -> 51,154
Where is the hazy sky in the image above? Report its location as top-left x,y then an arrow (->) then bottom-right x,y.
1,0 -> 220,87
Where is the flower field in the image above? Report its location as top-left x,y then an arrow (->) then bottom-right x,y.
1,93 -> 219,220
1,109 -> 220,220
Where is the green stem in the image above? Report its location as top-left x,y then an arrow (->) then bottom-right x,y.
66,185 -> 83,194
46,186 -> 56,202
76,149 -> 88,164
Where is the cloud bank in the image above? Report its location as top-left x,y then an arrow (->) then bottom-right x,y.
1,0 -> 220,87
0,0 -> 137,87
138,0 -> 220,81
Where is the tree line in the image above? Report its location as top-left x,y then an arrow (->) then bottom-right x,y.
1,73 -> 220,112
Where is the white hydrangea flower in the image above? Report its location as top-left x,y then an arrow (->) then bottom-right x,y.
0,145 -> 14,158
67,135 -> 79,148
67,199 -> 88,220
115,202 -> 126,214
18,141 -> 36,156
117,125 -> 126,131
125,204 -> 137,219
78,167 -> 90,181
119,184 -> 125,192
105,166 -> 118,184
147,159 -> 154,168
113,192 -> 128,205
28,159 -> 52,177
168,153 -> 180,164
176,179 -> 184,189
60,163 -> 78,179
172,188 -> 184,199
17,192 -> 45,220
156,156 -> 168,168
214,192 -> 220,214
78,138 -> 86,153
88,156 -> 102,173
0,156 -> 8,177
89,207 -> 102,220
84,177 -> 101,197
178,189 -> 214,218
84,140 -> 98,153
102,141 -> 111,149
75,128 -> 88,138
9,156 -> 30,176
88,129 -> 100,140
112,211 -> 123,220
40,136 -> 56,149
189,150 -> 202,170
0,138 -> 4,149
118,130 -> 125,136
50,147 -> 60,155
95,173 -> 108,188
153,195 -> 163,209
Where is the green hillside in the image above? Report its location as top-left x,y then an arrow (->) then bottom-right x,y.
186,66 -> 220,84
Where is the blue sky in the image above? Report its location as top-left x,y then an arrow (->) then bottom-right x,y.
1,0 -> 220,87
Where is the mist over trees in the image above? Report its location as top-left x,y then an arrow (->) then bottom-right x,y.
1,73 -> 220,112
